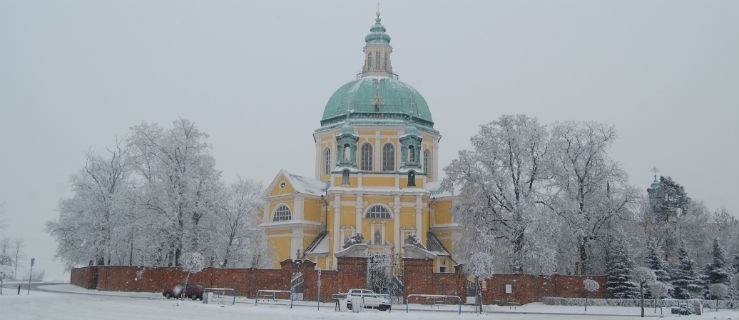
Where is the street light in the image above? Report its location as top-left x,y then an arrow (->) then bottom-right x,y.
27,258 -> 34,295
317,268 -> 322,311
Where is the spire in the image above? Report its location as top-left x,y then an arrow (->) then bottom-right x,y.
361,11 -> 394,78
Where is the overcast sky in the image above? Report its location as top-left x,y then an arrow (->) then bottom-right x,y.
1,1 -> 737,281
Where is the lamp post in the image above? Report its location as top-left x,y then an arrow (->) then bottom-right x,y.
27,258 -> 34,295
317,268 -> 322,311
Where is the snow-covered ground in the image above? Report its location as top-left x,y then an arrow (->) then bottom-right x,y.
1,283 -> 737,320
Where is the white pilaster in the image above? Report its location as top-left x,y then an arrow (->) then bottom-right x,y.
394,196 -> 401,255
416,195 -> 423,244
295,196 -> 304,220
332,194 -> 341,270
356,194 -> 363,237
433,137 -> 439,182
315,135 -> 321,179
375,131 -> 381,171
292,228 -> 304,259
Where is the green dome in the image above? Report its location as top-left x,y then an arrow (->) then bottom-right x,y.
320,76 -> 433,128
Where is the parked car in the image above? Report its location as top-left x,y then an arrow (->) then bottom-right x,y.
346,288 -> 391,311
162,284 -> 204,300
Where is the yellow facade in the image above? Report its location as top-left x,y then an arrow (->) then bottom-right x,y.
259,15 -> 460,272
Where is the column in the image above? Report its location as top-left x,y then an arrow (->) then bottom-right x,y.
332,194 -> 341,270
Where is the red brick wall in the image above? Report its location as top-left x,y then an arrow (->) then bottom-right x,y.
70,266 -> 97,289
87,265 -> 290,298
483,274 -> 607,305
70,258 -> 605,304
402,258 -> 466,300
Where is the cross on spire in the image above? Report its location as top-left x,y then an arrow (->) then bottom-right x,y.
650,166 -> 659,180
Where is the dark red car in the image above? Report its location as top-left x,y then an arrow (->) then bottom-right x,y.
162,284 -> 204,300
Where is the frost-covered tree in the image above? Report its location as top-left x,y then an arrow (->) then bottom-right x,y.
670,246 -> 702,299
705,239 -> 733,287
644,244 -> 671,298
708,283 -> 728,302
127,120 -> 221,266
606,235 -> 638,298
631,267 -> 657,318
548,121 -> 638,275
645,245 -> 670,282
47,141 -> 130,267
180,251 -> 205,298
444,115 -> 549,273
47,119 -> 272,269
213,178 -> 268,268
632,267 -> 656,317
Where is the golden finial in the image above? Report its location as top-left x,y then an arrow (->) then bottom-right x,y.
376,1 -> 381,18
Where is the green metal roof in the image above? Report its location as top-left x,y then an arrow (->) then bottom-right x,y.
320,76 -> 433,128
365,17 -> 391,45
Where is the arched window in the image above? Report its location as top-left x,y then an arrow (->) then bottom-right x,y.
367,52 -> 373,70
384,53 -> 388,71
382,143 -> 394,171
365,205 -> 391,219
360,143 -> 373,171
342,169 -> 350,185
273,204 -> 292,222
408,145 -> 415,162
424,149 -> 432,181
323,148 -> 331,175
375,51 -> 380,69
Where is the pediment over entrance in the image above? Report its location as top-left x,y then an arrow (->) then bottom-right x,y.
402,244 -> 437,260
334,243 -> 369,258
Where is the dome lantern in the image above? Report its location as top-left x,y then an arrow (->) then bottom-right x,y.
319,14 -> 434,130
361,13 -> 394,78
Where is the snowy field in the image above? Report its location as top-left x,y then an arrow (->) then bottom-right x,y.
1,283 -> 737,320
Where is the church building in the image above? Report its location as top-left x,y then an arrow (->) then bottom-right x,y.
260,13 -> 459,274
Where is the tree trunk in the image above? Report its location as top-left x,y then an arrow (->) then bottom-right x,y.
640,283 -> 644,317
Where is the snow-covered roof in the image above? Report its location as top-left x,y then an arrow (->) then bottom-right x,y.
426,232 -> 451,257
424,181 -> 455,197
286,172 -> 327,196
304,231 -> 329,256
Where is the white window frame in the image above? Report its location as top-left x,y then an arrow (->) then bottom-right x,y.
273,204 -> 292,222
360,143 -> 373,171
